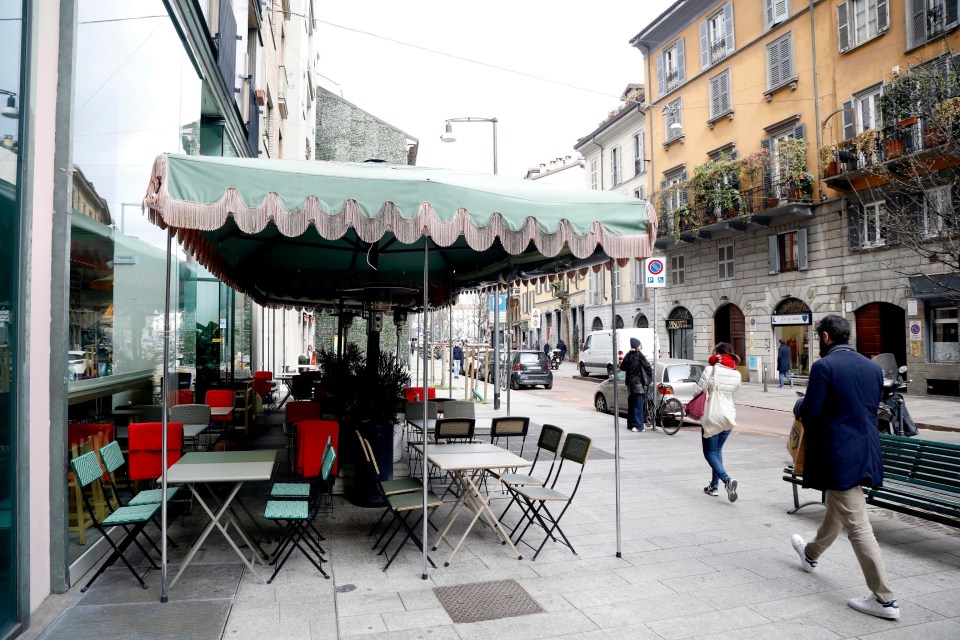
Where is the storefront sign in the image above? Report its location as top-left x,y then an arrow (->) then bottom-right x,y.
771,313 -> 811,326
666,319 -> 691,330
909,321 -> 922,341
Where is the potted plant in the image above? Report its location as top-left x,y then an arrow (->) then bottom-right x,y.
689,155 -> 741,221
819,143 -> 839,176
852,129 -> 880,165
928,96 -> 960,147
882,131 -> 904,161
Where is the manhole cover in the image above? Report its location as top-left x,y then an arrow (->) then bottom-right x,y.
433,579 -> 543,624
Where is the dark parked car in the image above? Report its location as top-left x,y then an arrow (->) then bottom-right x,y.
504,350 -> 553,390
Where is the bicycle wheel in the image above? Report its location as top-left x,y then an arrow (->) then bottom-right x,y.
659,397 -> 685,435
643,390 -> 656,429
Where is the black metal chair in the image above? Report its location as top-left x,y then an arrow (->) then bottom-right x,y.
498,423 -> 564,522
511,433 -> 592,560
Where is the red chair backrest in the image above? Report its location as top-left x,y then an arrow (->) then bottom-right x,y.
176,389 -> 194,405
286,401 -> 322,426
127,422 -> 184,481
404,387 -> 437,403
68,423 -> 115,450
205,389 -> 234,408
253,371 -> 272,397
297,419 -> 339,477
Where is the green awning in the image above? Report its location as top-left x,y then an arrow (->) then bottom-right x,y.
143,153 -> 656,307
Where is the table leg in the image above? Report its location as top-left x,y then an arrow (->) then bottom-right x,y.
170,481 -> 261,588
442,471 -> 523,565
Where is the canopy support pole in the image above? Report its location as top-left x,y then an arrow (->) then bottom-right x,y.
448,303 -> 453,391
421,240 -> 430,580
611,260 -> 622,559
493,285 -> 500,410
505,290 -> 511,416
160,228 -> 173,602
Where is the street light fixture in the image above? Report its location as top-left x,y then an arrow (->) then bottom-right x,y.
439,117 -> 498,174
0,90 -> 18,119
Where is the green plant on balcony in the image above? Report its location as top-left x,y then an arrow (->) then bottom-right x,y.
819,142 -> 839,176
929,96 -> 960,145
775,137 -> 812,199
852,128 -> 880,163
688,155 -> 741,220
738,149 -> 768,191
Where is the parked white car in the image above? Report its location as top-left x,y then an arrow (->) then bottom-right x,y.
578,328 -> 660,378
594,357 -> 705,419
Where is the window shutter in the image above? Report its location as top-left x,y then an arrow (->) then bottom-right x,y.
768,235 -> 780,274
676,40 -> 686,83
764,0 -> 774,30
700,20 -> 710,70
797,228 -> 809,270
709,75 -> 721,118
723,3 -> 735,55
657,52 -> 665,99
841,99 -> 855,140
911,0 -> 926,48
848,202 -> 863,250
767,41 -> 780,89
947,0 -> 959,28
680,171 -> 689,205
837,1 -> 850,52
774,0 -> 788,23
719,71 -> 731,114
877,0 -> 889,31
780,34 -> 793,83
660,179 -> 668,190
793,123 -> 806,143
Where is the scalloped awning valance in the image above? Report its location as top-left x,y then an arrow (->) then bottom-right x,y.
143,153 -> 656,307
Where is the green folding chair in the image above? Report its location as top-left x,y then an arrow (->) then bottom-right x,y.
70,451 -> 162,591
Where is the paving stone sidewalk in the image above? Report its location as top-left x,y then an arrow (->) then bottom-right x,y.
25,383 -> 960,640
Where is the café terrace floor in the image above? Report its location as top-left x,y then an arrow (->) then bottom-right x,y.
23,385 -> 960,640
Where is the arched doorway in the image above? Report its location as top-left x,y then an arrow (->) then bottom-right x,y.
714,303 -> 746,364
855,302 -> 906,366
667,306 -> 694,359
615,315 -> 624,329
591,316 -> 603,331
635,314 -> 649,328
772,298 -> 812,375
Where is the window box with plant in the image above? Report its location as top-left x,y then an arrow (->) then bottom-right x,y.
688,154 -> 741,222
775,137 -> 813,201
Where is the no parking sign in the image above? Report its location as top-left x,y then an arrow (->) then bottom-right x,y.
909,321 -> 922,341
644,257 -> 667,288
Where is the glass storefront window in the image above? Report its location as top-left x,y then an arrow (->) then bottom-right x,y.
932,306 -> 959,363
0,0 -> 23,632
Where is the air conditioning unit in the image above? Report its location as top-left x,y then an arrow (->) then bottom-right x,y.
255,89 -> 265,106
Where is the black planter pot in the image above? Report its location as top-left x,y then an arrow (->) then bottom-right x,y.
347,421 -> 394,508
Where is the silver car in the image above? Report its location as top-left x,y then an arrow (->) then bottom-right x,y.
594,358 -> 706,424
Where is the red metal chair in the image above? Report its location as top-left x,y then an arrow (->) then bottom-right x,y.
253,371 -> 276,411
297,419 -> 339,477
404,387 -> 436,403
127,422 -> 184,482
205,389 -> 235,441
176,389 -> 193,405
283,401 -> 322,472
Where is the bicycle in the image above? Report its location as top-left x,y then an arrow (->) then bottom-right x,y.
642,383 -> 686,435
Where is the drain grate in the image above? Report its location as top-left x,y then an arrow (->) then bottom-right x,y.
433,579 -> 543,624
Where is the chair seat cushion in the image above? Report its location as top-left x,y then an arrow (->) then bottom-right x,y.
102,503 -> 160,526
128,487 -> 179,505
516,486 -> 569,502
389,491 -> 443,511
501,473 -> 542,486
271,482 -> 310,498
264,500 -> 309,520
382,478 -> 423,495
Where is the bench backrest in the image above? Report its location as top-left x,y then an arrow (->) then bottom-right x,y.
880,434 -> 960,495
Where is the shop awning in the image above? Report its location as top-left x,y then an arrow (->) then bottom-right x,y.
142,154 -> 656,308
908,273 -> 960,301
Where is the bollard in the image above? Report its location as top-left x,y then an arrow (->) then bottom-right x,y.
763,364 -> 768,392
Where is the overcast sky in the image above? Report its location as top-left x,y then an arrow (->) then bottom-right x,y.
313,1 -> 672,178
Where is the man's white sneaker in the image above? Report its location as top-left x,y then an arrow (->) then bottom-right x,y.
848,594 -> 900,620
790,534 -> 817,572
725,479 -> 738,502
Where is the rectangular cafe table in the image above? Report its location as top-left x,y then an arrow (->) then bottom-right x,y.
418,443 -> 532,566
165,449 -> 278,586
406,418 -> 492,438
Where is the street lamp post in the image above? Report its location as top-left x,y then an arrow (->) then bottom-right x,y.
440,117 -> 498,175
440,116 -> 501,407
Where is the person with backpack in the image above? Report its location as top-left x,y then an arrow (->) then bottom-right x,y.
620,337 -> 652,432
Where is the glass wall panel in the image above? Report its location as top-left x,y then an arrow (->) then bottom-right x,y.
0,0 -> 23,633
66,0 -> 202,568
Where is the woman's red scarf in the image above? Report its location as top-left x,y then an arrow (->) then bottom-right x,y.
709,353 -> 737,368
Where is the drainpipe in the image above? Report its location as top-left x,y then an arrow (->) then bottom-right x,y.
592,136 -> 605,190
810,0 -> 824,200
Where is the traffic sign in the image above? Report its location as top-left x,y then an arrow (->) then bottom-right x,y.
531,308 -> 542,329
644,256 -> 667,288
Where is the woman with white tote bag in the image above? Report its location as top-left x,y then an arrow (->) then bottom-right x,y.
696,342 -> 742,502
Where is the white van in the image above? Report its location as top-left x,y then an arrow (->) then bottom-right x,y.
578,328 -> 660,378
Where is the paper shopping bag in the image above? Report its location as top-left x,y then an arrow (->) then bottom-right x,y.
786,419 -> 805,473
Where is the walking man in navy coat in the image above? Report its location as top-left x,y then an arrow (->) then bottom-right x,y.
791,315 -> 898,620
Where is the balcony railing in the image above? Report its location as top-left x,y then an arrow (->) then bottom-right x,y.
823,116 -> 954,179
665,70 -> 680,91
653,179 -> 813,241
710,38 -> 727,64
